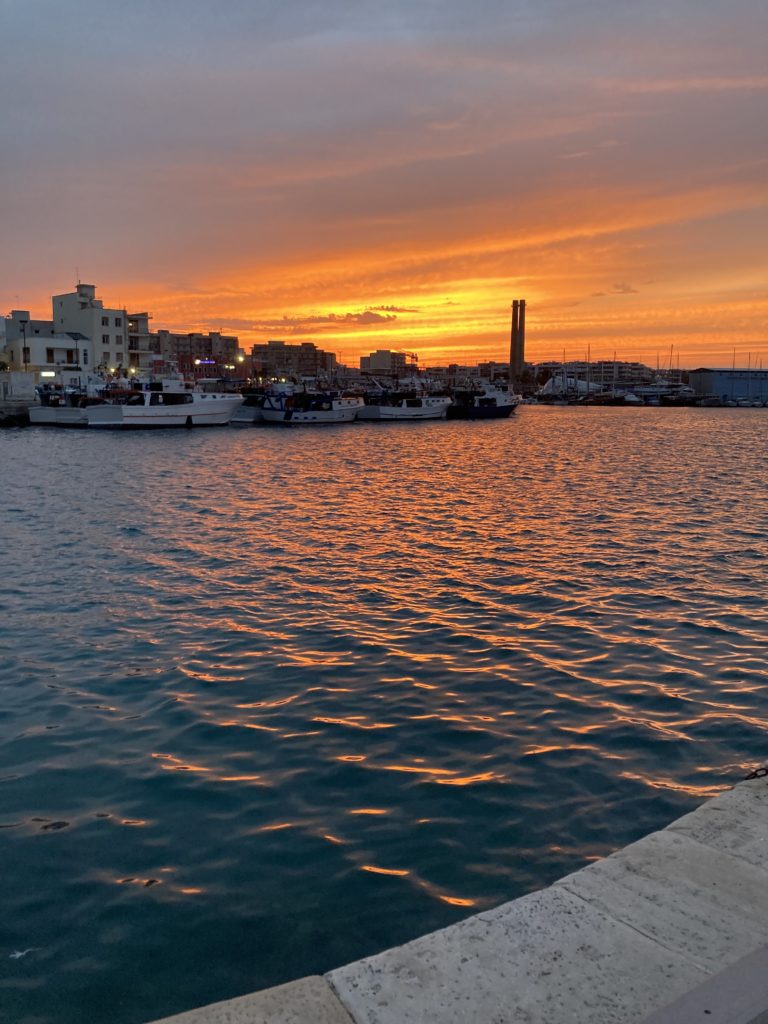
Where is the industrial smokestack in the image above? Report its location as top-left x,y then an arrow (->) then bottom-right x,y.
509,299 -> 526,387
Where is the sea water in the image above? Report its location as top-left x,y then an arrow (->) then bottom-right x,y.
1,406 -> 767,1024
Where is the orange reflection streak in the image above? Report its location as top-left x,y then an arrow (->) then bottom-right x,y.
337,755 -> 367,762
347,808 -> 389,816
377,763 -> 505,786
217,721 -> 280,732
280,652 -> 354,667
439,896 -> 476,907
314,716 -> 394,730
361,865 -> 410,877
620,770 -> 729,798
323,834 -> 346,845
235,696 -> 299,709
411,713 -> 497,724
219,774 -> 262,782
177,887 -> 205,895
151,753 -> 211,773
435,772 -> 501,787
256,822 -> 294,832
120,819 -> 148,827
178,669 -> 244,683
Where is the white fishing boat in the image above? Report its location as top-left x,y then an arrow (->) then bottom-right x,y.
357,391 -> 452,421
260,385 -> 363,424
84,386 -> 243,428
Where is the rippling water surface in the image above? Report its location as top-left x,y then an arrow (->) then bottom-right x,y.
2,407 -> 767,1024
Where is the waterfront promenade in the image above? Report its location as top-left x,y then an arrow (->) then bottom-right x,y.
148,774 -> 768,1024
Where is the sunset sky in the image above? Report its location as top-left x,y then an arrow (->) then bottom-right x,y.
1,0 -> 766,368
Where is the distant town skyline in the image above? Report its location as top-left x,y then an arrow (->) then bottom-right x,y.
2,1 -> 766,369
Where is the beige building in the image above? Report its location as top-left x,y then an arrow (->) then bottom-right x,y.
359,349 -> 414,376
155,330 -> 240,376
251,339 -> 338,379
52,282 -> 127,371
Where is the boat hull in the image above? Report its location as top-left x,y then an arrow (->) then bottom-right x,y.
28,406 -> 89,427
84,396 -> 243,428
261,406 -> 359,425
357,401 -> 449,421
261,393 -> 363,425
446,404 -> 515,420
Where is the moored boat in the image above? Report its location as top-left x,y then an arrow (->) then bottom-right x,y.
357,391 -> 451,421
84,386 -> 243,428
261,385 -> 363,424
230,391 -> 266,425
446,381 -> 520,420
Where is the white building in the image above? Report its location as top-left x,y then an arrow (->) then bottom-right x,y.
1,309 -> 92,377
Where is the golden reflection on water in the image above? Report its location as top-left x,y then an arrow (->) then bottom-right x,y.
151,752 -> 212,773
313,716 -> 394,730
619,770 -> 729,798
361,865 -> 410,877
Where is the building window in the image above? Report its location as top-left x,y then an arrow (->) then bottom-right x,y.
102,334 -> 109,344
116,335 -> 123,345
83,351 -> 88,365
116,353 -> 124,363
102,316 -> 109,326
115,317 -> 122,327
46,348 -> 55,363
66,349 -> 75,363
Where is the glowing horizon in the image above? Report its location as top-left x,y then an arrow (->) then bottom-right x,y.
2,2 -> 766,370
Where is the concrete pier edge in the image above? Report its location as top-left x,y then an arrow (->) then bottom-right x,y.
147,776 -> 768,1024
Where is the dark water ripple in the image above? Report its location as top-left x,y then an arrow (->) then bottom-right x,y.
1,408 -> 767,1023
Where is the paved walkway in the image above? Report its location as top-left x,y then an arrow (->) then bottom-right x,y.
148,775 -> 768,1024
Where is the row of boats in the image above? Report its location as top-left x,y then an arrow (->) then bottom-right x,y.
30,378 -> 520,429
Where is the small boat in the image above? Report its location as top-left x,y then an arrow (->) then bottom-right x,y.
230,391 -> 266,425
357,391 -> 452,421
29,385 -> 93,427
446,382 -> 520,420
261,385 -> 363,425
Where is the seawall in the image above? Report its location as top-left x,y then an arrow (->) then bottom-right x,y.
147,775 -> 768,1024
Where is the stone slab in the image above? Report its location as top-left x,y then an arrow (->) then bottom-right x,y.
146,975 -> 354,1024
328,883 -> 707,1024
639,944 -> 768,1024
554,826 -> 768,971
667,777 -> 768,868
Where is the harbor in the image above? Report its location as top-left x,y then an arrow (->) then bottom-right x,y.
2,407 -> 766,1024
